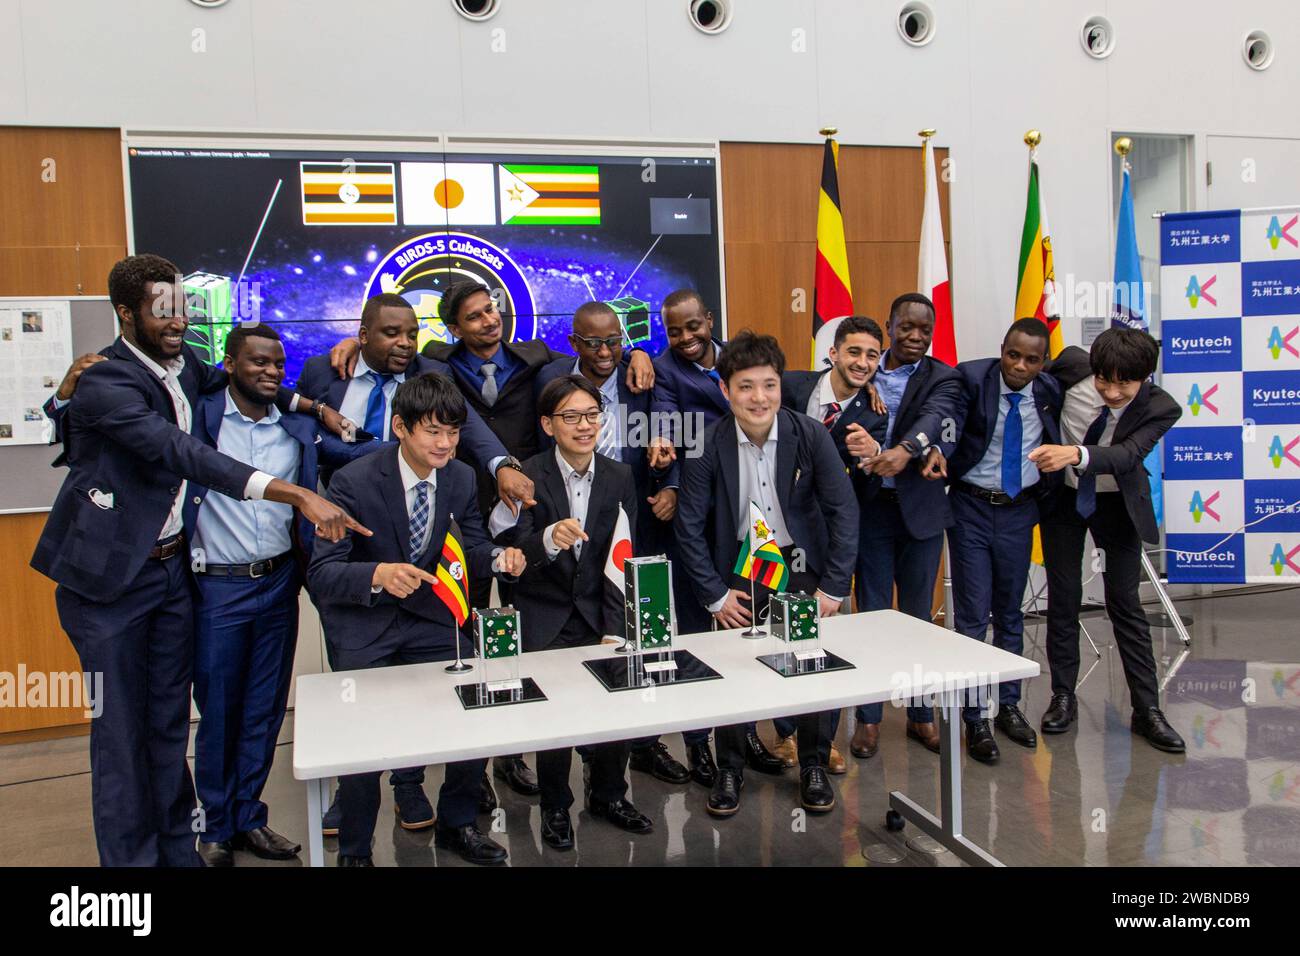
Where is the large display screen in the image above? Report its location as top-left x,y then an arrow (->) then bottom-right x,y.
126,142 -> 723,385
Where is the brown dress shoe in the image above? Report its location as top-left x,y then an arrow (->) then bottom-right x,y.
906,721 -> 941,753
771,735 -> 798,768
850,722 -> 879,758
827,743 -> 847,775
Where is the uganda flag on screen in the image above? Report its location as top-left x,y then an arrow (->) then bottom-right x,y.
300,161 -> 396,225
498,164 -> 601,225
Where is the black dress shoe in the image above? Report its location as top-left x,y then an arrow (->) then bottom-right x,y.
800,766 -> 836,813
478,774 -> 498,815
540,808 -> 574,850
393,783 -> 435,830
197,839 -> 233,867
995,704 -> 1038,749
337,854 -> 374,867
1040,692 -> 1078,733
687,741 -> 717,787
231,826 -> 301,860
321,792 -> 342,837
493,756 -> 540,796
587,796 -> 654,833
966,720 -> 1000,764
630,741 -> 691,785
706,768 -> 744,817
1132,707 -> 1186,754
744,733 -> 786,775
433,821 -> 508,865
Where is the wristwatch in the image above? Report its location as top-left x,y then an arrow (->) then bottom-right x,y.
313,401 -> 330,423
496,455 -> 524,474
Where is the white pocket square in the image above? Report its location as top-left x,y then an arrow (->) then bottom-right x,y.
88,488 -> 114,510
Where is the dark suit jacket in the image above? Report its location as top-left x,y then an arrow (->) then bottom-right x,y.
295,352 -> 508,488
948,359 -> 1063,504
422,338 -> 568,511
31,338 -> 259,603
649,339 -> 730,433
1046,346 -> 1181,543
879,354 -> 966,540
493,450 -> 638,650
306,446 -> 501,653
781,370 -> 889,506
535,353 -> 675,546
673,408 -> 859,612
182,390 -> 323,565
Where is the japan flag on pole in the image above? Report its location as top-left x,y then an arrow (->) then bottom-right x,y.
604,504 -> 633,591
920,140 -> 956,365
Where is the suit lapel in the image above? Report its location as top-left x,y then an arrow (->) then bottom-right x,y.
894,358 -> 930,431
584,460 -> 618,571
830,388 -> 867,439
202,391 -> 225,443
326,375 -> 350,414
1113,382 -> 1151,443
423,483 -> 450,571
1033,377 -> 1061,444
539,451 -> 578,574
718,416 -> 740,531
980,363 -> 1001,456
776,410 -> 797,514
379,447 -> 415,560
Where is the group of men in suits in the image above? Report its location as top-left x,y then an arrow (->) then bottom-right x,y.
38,253 -> 1187,866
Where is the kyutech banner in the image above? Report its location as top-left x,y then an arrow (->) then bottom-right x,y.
1161,206 -> 1300,583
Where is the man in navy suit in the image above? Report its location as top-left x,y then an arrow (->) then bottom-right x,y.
308,373 -> 527,866
844,293 -> 966,757
674,332 -> 859,818
935,318 -> 1061,764
778,314 -> 889,771
185,323 -> 322,865
30,254 -> 366,867
535,303 -> 692,787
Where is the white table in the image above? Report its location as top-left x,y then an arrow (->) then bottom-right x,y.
293,609 -> 1040,867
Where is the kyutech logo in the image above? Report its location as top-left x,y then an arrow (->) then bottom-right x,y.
364,232 -> 537,351
1186,382 -> 1219,416
1269,542 -> 1300,575
1189,489 -> 1221,523
1267,324 -> 1299,360
1267,434 -> 1300,469
1185,273 -> 1217,308
1266,214 -> 1298,250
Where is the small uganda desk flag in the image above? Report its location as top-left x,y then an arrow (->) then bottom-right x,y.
431,519 -> 470,627
734,501 -> 789,592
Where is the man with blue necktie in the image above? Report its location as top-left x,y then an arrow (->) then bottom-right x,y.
934,318 -> 1061,763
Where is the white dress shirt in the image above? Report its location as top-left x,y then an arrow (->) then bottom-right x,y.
340,354 -> 405,441
542,448 -> 596,560
805,370 -> 843,424
397,446 -> 438,558
1061,377 -> 1130,493
963,376 -> 1043,493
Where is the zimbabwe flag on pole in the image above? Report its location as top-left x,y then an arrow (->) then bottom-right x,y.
812,135 -> 853,367
733,501 -> 789,592
1014,154 -> 1064,358
431,519 -> 470,626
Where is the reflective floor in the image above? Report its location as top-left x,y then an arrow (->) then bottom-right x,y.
2,586 -> 1297,867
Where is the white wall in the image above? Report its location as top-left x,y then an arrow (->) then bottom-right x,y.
4,0 -> 1300,357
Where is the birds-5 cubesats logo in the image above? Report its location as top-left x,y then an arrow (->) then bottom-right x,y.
1189,489 -> 1222,523
1267,324 -> 1299,360
1269,541 -> 1300,575
1186,382 -> 1219,416
1186,273 -> 1217,308
1266,214 -> 1298,250
1267,434 -> 1300,469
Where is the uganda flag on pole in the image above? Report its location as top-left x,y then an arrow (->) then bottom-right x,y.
1014,157 -> 1063,357
812,136 -> 853,367
431,519 -> 470,627
733,501 -> 790,592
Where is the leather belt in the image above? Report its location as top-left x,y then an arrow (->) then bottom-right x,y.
148,534 -> 184,561
194,550 -> 293,579
954,480 -> 1040,507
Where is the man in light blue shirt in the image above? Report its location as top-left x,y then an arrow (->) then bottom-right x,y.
184,324 -> 323,867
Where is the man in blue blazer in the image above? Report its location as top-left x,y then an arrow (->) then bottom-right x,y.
183,323 -> 323,866
30,255 -> 365,867
843,293 -> 966,757
674,332 -> 859,818
938,318 -> 1061,764
308,374 -> 526,866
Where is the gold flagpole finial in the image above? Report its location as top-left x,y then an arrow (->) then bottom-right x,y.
819,126 -> 838,138
1114,136 -> 1133,157
919,128 -> 937,139
1024,129 -> 1042,148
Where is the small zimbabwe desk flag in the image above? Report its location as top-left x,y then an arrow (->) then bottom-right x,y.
431,519 -> 470,626
812,129 -> 853,367
733,501 -> 789,592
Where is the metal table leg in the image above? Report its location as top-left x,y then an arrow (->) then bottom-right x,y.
887,692 -> 1004,867
307,776 -> 327,868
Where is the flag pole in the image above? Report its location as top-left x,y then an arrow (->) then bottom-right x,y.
741,575 -> 765,638
445,618 -> 472,673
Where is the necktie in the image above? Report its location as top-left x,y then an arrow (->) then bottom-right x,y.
363,371 -> 393,438
481,362 -> 499,406
1075,406 -> 1111,519
596,396 -> 620,460
1000,393 -> 1024,498
705,367 -> 722,390
822,401 -> 842,430
409,480 -> 430,562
